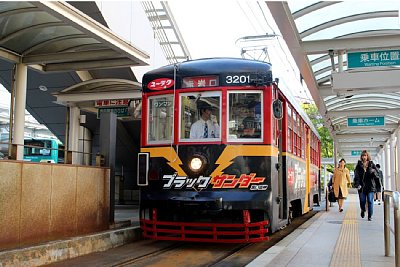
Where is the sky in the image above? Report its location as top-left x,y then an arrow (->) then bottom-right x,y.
98,1 -> 312,102
167,1 -> 313,102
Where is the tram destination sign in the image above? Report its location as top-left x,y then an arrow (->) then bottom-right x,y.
347,116 -> 384,127
348,50 -> 400,68
95,99 -> 129,107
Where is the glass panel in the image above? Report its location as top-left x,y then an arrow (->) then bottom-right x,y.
148,95 -> 174,143
293,112 -> 297,133
292,2 -> 399,34
180,92 -> 221,141
228,92 -> 262,140
24,140 -> 52,156
301,122 -> 305,158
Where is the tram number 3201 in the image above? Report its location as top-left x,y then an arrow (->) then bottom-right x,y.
225,75 -> 250,84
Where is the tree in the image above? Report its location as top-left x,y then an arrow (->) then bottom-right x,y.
302,103 -> 334,172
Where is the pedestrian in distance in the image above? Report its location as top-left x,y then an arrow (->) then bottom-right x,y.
353,150 -> 378,221
332,158 -> 351,212
374,163 -> 384,204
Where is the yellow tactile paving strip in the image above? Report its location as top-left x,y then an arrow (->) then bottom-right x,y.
329,199 -> 361,267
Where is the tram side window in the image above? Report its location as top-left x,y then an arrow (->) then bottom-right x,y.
293,112 -> 299,156
228,92 -> 262,140
287,105 -> 292,153
147,95 -> 174,143
301,121 -> 305,158
180,93 -> 221,140
314,136 -> 318,165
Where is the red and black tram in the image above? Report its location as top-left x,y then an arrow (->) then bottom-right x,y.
137,58 -> 321,243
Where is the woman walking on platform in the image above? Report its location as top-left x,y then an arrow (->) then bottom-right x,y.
353,150 -> 377,221
332,158 -> 351,212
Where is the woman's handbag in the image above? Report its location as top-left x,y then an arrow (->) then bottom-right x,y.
328,189 -> 336,202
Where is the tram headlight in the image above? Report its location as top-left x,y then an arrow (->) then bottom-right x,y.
190,157 -> 202,171
189,154 -> 207,173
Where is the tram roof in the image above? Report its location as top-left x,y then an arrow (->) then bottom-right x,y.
267,1 -> 400,162
142,57 -> 272,84
142,57 -> 320,139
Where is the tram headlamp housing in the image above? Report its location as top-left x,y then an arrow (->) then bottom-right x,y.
189,154 -> 207,173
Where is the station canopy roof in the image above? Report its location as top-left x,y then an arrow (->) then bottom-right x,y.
267,1 -> 400,162
0,1 -> 150,143
0,1 -> 149,71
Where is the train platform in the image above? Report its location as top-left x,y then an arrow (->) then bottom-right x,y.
0,205 -> 141,267
247,191 -> 394,267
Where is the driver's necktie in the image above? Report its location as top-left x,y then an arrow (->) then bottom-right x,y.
203,122 -> 208,138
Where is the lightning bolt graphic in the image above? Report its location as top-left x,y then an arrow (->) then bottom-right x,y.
141,147 -> 187,176
211,145 -> 278,178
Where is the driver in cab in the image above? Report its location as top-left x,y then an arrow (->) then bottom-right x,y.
190,100 -> 219,139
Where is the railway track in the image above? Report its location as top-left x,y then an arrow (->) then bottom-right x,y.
48,211 -> 317,267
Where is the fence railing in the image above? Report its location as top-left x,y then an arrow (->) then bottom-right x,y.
383,190 -> 400,267
0,141 -> 99,166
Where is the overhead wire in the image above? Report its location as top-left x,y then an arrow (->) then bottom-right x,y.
255,2 -> 314,103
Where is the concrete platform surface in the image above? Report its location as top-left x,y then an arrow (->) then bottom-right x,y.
247,193 -> 395,267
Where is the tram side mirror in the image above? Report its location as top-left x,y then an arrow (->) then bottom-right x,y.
273,99 -> 283,120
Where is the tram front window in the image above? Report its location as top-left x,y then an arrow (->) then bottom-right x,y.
148,95 -> 174,143
180,93 -> 221,141
228,92 -> 262,140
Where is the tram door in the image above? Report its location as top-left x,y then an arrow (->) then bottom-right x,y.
275,97 -> 287,220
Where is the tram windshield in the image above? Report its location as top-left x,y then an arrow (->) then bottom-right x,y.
146,91 -> 263,144
180,92 -> 221,141
228,92 -> 262,140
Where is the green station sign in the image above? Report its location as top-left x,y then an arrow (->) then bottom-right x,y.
348,50 -> 400,68
347,116 -> 384,127
97,107 -> 129,119
351,150 -> 362,156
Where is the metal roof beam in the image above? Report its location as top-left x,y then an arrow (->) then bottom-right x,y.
44,58 -> 137,72
22,49 -> 120,64
336,123 -> 398,131
336,133 -> 391,139
340,156 -> 378,162
319,85 -> 334,97
0,22 -> 65,45
332,69 -> 400,92
327,108 -> 400,117
293,2 -> 339,19
300,11 -> 398,39
0,47 -> 20,63
302,34 -> 400,55
266,1 -> 327,115
55,91 -> 141,104
338,141 -> 385,147
22,34 -> 86,55
340,146 -> 382,151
